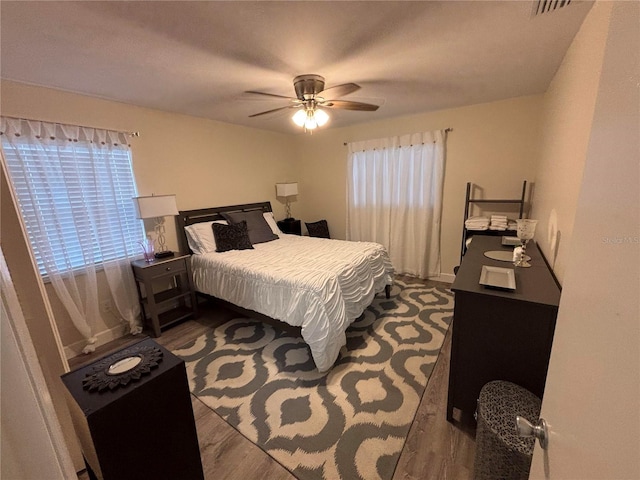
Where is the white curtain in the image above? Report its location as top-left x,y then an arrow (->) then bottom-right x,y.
347,130 -> 446,278
1,117 -> 143,353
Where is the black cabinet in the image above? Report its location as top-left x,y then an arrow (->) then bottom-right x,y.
447,236 -> 560,426
61,338 -> 204,480
277,218 -> 302,235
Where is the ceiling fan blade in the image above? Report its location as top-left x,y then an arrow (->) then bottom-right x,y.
317,82 -> 361,99
321,100 -> 379,111
248,106 -> 297,118
245,90 -> 297,101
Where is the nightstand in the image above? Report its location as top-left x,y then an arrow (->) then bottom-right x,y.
61,338 -> 204,479
277,218 -> 302,235
131,254 -> 198,337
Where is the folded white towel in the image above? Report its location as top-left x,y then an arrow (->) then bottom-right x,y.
466,221 -> 490,227
490,221 -> 507,230
466,223 -> 489,228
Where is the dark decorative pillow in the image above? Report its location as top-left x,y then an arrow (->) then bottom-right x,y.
222,210 -> 279,245
306,220 -> 331,239
212,221 -> 254,252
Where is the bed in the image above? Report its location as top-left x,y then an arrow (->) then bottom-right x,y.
176,202 -> 394,372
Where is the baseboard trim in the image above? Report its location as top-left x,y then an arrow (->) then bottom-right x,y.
63,324 -> 128,360
428,272 -> 455,284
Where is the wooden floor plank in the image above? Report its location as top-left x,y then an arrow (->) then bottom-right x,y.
393,315 -> 475,480
75,281 -> 475,479
191,396 -> 294,480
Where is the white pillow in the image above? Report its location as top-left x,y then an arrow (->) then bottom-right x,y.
184,220 -> 227,254
263,212 -> 283,235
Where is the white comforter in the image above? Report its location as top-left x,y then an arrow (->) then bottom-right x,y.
190,234 -> 394,371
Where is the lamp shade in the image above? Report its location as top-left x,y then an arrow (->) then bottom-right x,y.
276,183 -> 298,197
292,109 -> 329,130
292,110 -> 307,127
315,109 -> 329,126
134,195 -> 179,219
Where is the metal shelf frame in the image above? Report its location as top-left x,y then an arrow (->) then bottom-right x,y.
460,181 -> 528,262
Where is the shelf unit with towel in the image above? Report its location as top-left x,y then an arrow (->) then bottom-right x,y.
460,181 -> 527,262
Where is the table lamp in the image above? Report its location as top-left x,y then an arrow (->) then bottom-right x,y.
134,194 -> 179,258
276,182 -> 298,220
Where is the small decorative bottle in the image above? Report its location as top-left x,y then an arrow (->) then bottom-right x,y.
513,246 -> 523,265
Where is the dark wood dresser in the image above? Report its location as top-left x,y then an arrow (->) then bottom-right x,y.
447,236 -> 561,425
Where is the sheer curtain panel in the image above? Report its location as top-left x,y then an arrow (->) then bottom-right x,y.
1,117 -> 144,353
347,131 -> 446,278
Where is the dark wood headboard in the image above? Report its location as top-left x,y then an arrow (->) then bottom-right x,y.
176,201 -> 273,254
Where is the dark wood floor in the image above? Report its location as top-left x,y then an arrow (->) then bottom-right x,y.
73,282 -> 476,480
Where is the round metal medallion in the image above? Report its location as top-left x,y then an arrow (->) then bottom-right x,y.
82,345 -> 163,393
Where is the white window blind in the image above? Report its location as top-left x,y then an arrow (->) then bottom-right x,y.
2,135 -> 143,275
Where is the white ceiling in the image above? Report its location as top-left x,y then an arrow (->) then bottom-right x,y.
1,1 -> 592,135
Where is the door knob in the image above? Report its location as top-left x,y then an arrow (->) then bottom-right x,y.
516,415 -> 549,449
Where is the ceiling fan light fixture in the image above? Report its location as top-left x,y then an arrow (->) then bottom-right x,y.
252,74 -> 376,130
315,108 -> 329,126
305,118 -> 318,130
292,107 -> 329,131
292,109 -> 307,127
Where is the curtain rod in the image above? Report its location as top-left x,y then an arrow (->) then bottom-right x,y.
1,114 -> 140,138
343,127 -> 452,146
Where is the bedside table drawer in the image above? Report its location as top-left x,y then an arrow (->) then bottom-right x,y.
145,259 -> 187,279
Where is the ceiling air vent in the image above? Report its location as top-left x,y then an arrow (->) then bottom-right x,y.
532,0 -> 572,17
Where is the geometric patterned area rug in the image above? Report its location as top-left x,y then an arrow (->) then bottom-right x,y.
173,277 -> 453,480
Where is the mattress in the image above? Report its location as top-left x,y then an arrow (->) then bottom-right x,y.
190,234 -> 394,371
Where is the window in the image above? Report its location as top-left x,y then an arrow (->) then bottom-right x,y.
346,131 -> 446,278
1,118 -> 144,275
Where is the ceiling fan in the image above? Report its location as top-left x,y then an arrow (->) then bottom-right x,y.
246,74 -> 379,131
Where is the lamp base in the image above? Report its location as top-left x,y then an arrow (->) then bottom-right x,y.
154,250 -> 174,259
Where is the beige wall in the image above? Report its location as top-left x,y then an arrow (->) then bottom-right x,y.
293,95 -> 544,276
1,80 -> 298,352
531,1 -> 639,476
530,1 -> 613,284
